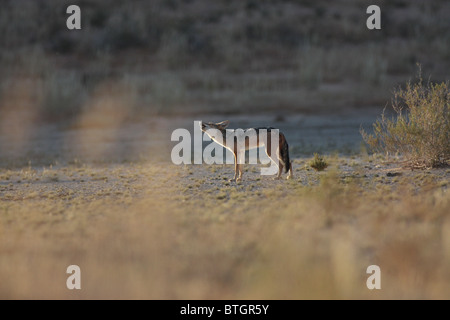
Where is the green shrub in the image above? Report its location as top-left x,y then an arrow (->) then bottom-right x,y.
310,153 -> 328,171
361,70 -> 449,168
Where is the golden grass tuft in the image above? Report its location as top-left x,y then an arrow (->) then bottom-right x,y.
309,153 -> 328,171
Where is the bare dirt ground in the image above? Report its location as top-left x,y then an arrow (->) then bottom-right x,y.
0,113 -> 449,299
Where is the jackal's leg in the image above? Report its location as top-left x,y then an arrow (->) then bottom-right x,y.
237,164 -> 243,181
274,148 -> 284,180
276,162 -> 284,179
230,153 -> 238,182
236,150 -> 244,181
265,145 -> 281,180
287,162 -> 293,179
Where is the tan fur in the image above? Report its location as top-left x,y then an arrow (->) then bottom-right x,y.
201,121 -> 293,181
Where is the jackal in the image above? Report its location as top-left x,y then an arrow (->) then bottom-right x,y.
200,120 -> 293,181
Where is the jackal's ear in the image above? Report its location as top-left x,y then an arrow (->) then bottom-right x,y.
217,120 -> 229,129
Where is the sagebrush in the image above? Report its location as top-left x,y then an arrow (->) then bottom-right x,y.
309,153 -> 328,171
362,74 -> 449,168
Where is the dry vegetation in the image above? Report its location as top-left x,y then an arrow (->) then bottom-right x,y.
309,153 -> 328,171
362,72 -> 449,168
1,0 -> 449,300
0,0 -> 449,121
0,158 -> 448,299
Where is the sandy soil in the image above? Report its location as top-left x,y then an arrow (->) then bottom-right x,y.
0,113 -> 449,299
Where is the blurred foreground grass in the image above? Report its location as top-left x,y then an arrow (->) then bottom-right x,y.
0,158 -> 448,299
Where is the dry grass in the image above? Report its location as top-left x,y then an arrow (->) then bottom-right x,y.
0,0 -> 449,300
0,159 -> 448,299
309,153 -> 328,171
362,72 -> 449,168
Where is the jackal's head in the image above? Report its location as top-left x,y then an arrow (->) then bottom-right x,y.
200,120 -> 229,132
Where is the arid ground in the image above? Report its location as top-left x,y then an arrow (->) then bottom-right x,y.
0,0 -> 449,300
0,114 -> 449,299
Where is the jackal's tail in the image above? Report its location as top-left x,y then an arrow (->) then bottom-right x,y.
279,133 -> 291,173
